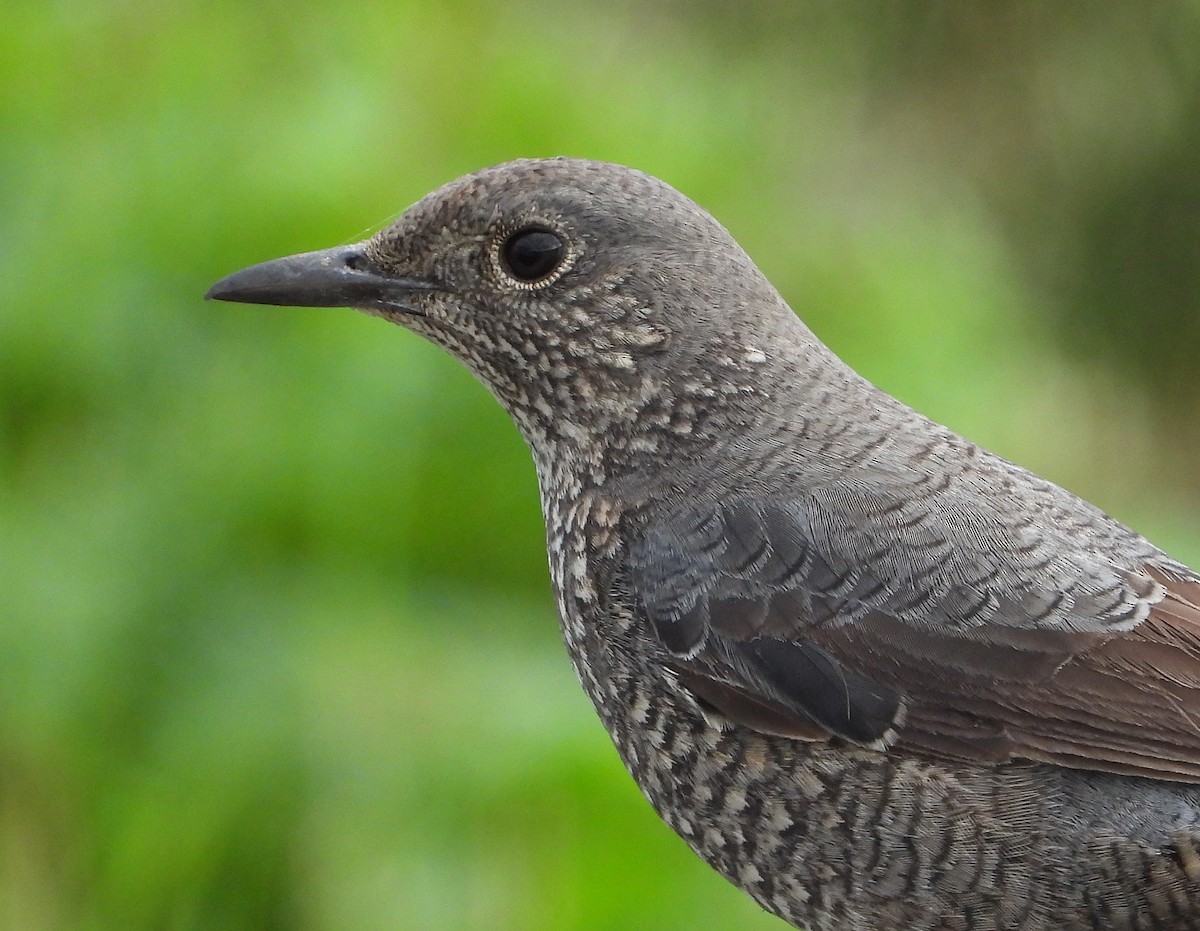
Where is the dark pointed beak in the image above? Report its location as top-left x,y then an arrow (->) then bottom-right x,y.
205,244 -> 434,311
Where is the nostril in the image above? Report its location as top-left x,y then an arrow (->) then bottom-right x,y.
341,246 -> 379,272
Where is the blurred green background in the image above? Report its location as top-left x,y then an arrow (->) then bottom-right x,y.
3,3 -> 1199,929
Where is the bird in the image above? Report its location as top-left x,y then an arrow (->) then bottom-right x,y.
207,158 -> 1200,930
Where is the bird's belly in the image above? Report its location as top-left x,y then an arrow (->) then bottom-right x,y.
563,621 -> 1200,930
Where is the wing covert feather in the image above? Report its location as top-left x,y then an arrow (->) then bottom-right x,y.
628,492 -> 1200,780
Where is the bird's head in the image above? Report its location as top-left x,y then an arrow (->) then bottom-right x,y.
207,158 -> 808,469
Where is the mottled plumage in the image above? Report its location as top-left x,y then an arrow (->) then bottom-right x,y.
207,158 -> 1200,929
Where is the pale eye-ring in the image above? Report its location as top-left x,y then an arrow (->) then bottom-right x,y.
500,227 -> 566,283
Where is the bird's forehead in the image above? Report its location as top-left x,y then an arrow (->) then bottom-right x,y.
391,158 -> 698,238
367,158 -> 733,283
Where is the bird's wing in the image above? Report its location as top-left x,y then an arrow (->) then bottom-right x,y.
627,488 -> 1200,780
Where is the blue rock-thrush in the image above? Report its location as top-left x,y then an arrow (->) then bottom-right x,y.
207,158 -> 1200,929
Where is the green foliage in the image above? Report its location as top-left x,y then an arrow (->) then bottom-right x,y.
2,3 -> 1198,929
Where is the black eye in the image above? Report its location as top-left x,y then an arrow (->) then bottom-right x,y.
501,228 -> 566,283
